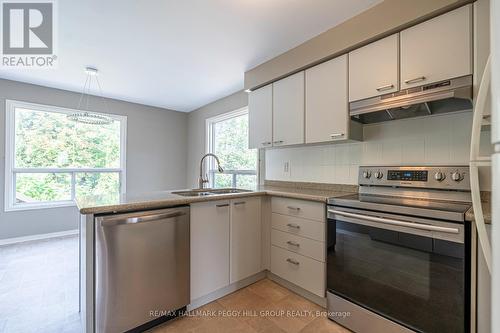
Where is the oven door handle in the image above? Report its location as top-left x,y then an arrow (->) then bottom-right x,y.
328,209 -> 460,234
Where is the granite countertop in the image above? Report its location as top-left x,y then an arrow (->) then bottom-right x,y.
76,181 -> 357,215
465,202 -> 492,224
464,191 -> 492,224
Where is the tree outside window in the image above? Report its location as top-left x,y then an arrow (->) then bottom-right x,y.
5,100 -> 126,211
207,108 -> 257,189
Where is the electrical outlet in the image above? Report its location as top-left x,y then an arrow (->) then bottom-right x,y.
283,161 -> 290,178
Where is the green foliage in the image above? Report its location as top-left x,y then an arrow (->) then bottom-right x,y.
76,173 -> 120,198
16,173 -> 71,202
15,108 -> 120,168
14,108 -> 121,202
212,115 -> 257,189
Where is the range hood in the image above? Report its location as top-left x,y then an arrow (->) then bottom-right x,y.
350,75 -> 473,124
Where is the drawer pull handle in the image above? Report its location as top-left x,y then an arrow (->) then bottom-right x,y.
330,133 -> 345,139
216,204 -> 229,208
261,142 -> 272,146
233,201 -> 246,206
273,140 -> 284,144
286,241 -> 300,247
286,223 -> 300,229
287,206 -> 301,211
404,76 -> 426,84
376,84 -> 394,91
286,258 -> 300,266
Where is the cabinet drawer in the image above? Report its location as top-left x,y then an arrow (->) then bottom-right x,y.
271,213 -> 325,242
271,229 -> 325,262
271,197 -> 325,222
271,245 -> 325,297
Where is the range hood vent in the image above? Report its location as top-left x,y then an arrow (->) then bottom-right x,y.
350,75 -> 473,124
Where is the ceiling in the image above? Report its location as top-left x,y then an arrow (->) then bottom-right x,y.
0,0 -> 381,112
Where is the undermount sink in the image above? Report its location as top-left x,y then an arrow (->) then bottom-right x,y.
172,188 -> 251,197
210,188 -> 251,194
173,191 -> 215,197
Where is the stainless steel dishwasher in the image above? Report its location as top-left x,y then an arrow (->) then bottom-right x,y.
95,206 -> 190,333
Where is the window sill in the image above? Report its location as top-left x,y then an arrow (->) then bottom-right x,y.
5,201 -> 76,212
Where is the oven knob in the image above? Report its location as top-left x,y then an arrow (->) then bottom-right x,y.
451,172 -> 463,182
374,171 -> 383,179
362,171 -> 372,179
434,171 -> 446,182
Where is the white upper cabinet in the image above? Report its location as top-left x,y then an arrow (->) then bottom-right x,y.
349,34 -> 399,101
272,72 -> 305,146
305,55 -> 349,143
248,84 -> 273,149
400,5 -> 472,88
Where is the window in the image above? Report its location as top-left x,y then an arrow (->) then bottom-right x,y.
5,100 -> 127,211
206,107 -> 257,189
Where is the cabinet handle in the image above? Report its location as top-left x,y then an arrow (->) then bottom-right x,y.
330,133 -> 345,139
261,142 -> 272,146
286,241 -> 300,247
404,76 -> 426,84
286,223 -> 300,229
273,140 -> 284,144
216,204 -> 229,208
376,84 -> 394,91
233,201 -> 246,206
287,206 -> 301,211
286,258 -> 300,266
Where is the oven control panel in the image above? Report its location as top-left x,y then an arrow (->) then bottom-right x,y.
387,170 -> 428,181
358,166 -> 470,190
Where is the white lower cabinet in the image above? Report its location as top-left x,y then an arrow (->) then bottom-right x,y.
271,245 -> 325,297
190,200 -> 230,301
271,229 -> 324,262
191,197 -> 262,301
191,196 -> 325,301
271,197 -> 325,222
230,197 -> 262,283
271,213 -> 325,241
269,197 -> 326,297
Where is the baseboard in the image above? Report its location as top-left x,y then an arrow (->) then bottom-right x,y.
187,271 -> 267,311
0,229 -> 79,246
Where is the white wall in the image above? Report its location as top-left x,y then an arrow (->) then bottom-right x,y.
266,112 -> 492,188
0,79 -> 188,241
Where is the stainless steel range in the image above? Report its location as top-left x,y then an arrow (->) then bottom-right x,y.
327,166 -> 473,333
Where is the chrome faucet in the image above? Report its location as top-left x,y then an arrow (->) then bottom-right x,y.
198,153 -> 224,189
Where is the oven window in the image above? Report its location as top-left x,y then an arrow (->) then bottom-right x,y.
327,220 -> 469,333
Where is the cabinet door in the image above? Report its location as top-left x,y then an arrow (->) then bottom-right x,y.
248,85 -> 273,149
230,197 -> 262,283
272,72 -> 304,146
400,5 -> 472,88
306,55 -> 348,144
190,200 -> 230,300
349,34 -> 399,101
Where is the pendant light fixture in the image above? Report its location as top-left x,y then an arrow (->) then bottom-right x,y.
67,67 -> 114,125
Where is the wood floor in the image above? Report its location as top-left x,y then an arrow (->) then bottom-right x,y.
149,279 -> 350,333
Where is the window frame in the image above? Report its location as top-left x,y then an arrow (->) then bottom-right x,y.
4,99 -> 127,211
205,107 -> 258,189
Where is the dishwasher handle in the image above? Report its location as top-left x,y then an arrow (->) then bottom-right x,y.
98,208 -> 188,227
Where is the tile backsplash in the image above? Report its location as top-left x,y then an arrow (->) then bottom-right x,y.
265,112 -> 492,186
